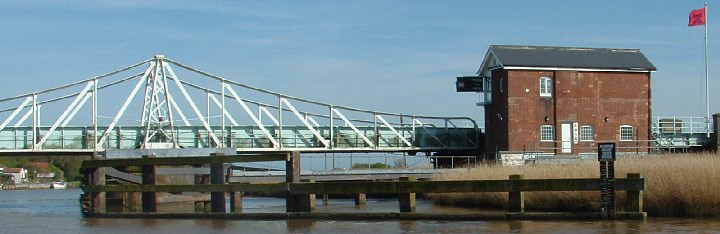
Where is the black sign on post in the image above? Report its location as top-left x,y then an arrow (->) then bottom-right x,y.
597,143 -> 617,219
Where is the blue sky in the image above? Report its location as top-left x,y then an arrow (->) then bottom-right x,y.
0,0 -> 716,122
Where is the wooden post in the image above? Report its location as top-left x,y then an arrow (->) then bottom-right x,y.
210,153 -> 226,213
230,190 -> 243,213
89,167 -> 106,213
194,201 -> 205,212
354,193 -> 366,205
142,155 -> 157,212
509,174 -> 524,213
322,194 -> 329,205
398,176 -> 416,212
125,192 -> 141,212
286,151 -> 302,212
296,179 -> 316,212
625,173 -> 644,213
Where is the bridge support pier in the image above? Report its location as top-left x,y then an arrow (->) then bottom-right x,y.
210,153 -> 226,213
286,152 -> 316,212
509,174 -> 525,213
142,155 -> 157,212
398,176 -> 416,212
354,193 -> 366,205
89,167 -> 106,213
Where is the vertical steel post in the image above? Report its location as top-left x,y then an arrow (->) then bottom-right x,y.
411,116 -> 416,147
329,106 -> 334,149
32,93 -> 37,150
278,96 -> 283,149
221,81 -> 226,148
159,61 -> 176,148
206,91 -> 211,147
373,113 -> 378,148
93,79 -> 98,152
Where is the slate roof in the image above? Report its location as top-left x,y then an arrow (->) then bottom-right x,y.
488,45 -> 656,71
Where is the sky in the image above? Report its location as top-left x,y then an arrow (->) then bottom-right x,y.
0,0 -> 717,123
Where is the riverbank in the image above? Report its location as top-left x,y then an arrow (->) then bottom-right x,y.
427,153 -> 720,217
1,181 -> 80,190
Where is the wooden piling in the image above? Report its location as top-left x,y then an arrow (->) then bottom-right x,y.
124,192 -> 141,212
625,173 -> 644,213
89,167 -> 106,213
230,191 -> 243,213
286,151 -> 307,212
141,156 -> 157,212
296,179 -> 316,212
210,153 -> 226,213
354,193 -> 366,205
398,176 -> 416,212
322,194 -> 329,205
509,174 -> 524,213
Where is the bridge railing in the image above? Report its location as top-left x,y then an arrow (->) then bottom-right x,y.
651,116 -> 712,135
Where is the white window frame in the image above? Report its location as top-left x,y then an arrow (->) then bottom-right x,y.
540,77 -> 552,97
620,125 -> 634,141
580,125 -> 594,141
540,125 -> 554,142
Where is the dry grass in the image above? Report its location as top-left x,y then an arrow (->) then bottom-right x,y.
427,154 -> 720,217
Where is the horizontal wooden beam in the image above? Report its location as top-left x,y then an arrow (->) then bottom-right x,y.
81,153 -> 288,169
83,183 -> 288,193
82,178 -> 644,194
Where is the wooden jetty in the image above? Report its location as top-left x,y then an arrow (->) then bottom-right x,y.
80,151 -> 646,220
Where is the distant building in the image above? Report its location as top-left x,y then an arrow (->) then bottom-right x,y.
459,45 -> 656,156
5,168 -> 28,184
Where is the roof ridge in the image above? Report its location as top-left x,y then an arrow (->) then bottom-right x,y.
490,45 -> 641,52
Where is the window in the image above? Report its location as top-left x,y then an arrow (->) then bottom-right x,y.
620,125 -> 634,141
540,125 -> 554,141
499,77 -> 504,93
540,77 -> 552,97
580,125 -> 594,141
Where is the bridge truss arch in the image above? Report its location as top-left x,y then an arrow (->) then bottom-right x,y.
0,55 -> 481,155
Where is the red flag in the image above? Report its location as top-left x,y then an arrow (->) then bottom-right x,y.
689,7 -> 706,27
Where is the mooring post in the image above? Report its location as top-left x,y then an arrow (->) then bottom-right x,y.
509,174 -> 524,213
89,167 -> 106,213
625,173 -> 644,213
398,176 -> 416,212
354,193 -> 367,206
230,183 -> 245,213
322,194 -> 329,205
296,179 -> 316,212
286,151 -> 302,212
210,153 -> 226,213
125,191 -> 141,212
141,155 -> 157,212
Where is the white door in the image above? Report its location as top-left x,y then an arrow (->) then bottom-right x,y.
561,123 -> 572,153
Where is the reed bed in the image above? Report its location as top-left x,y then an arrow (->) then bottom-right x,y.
427,154 -> 720,217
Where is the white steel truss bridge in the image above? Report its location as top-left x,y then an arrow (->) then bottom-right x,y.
0,55 -> 480,156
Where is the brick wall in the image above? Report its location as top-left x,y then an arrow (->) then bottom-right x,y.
484,69 -> 651,154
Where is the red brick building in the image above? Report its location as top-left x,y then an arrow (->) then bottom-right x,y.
463,45 -> 656,155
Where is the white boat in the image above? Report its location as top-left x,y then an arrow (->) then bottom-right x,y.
50,182 -> 67,189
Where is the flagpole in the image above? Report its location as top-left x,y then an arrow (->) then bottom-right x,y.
705,3 -> 710,136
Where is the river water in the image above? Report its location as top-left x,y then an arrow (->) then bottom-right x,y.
1,189 -> 719,233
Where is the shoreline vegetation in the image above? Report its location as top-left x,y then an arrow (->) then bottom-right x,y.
427,153 -> 720,217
